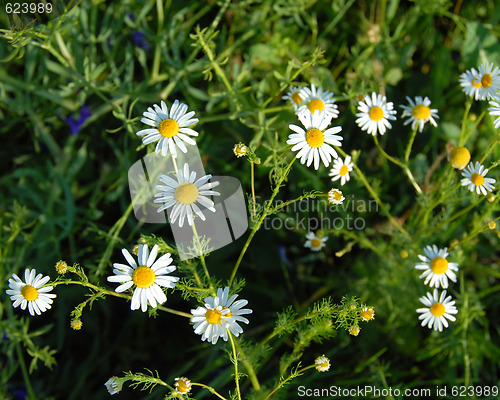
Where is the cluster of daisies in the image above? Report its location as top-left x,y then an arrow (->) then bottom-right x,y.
415,245 -> 459,332
6,244 -> 252,347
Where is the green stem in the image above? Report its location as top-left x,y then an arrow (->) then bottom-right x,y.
404,126 -> 419,162
234,339 -> 261,392
191,383 -> 229,400
262,365 -> 315,400
458,99 -> 472,147
191,221 -> 214,295
228,158 -> 296,287
51,279 -> 192,318
15,343 -> 36,400
251,162 -> 256,216
229,332 -> 242,400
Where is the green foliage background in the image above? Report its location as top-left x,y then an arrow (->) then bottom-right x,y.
1,0 -> 499,399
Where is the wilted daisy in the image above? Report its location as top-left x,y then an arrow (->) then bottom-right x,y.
233,142 -> 247,158
360,307 -> 375,321
328,188 -> 345,205
460,63 -> 500,101
190,287 -> 252,345
400,96 -> 439,132
282,87 -> 304,111
287,111 -> 343,170
174,377 -> 192,394
297,84 -> 339,119
136,100 -> 199,158
154,163 -> 220,227
304,232 -> 328,252
461,161 -> 496,196
314,355 -> 331,372
488,94 -> 500,128
416,289 -> 458,332
329,155 -> 354,185
355,92 -> 397,136
107,244 -> 179,312
448,146 -> 471,169
55,260 -> 68,274
104,377 -> 123,395
415,245 -> 459,289
348,325 -> 360,336
6,269 -> 56,316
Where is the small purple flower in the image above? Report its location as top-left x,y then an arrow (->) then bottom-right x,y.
278,245 -> 294,269
132,30 -> 150,50
66,105 -> 92,136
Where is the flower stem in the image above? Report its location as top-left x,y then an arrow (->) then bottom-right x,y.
404,126 -> 419,162
15,343 -> 36,400
251,161 -> 256,216
262,365 -> 314,400
229,332 -> 242,400
191,383 -> 229,400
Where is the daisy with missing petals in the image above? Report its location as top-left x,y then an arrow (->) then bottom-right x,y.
355,92 -> 397,136
415,245 -> 459,289
416,289 -> 458,332
360,307 -> 375,321
304,232 -> 328,252
329,155 -> 354,185
448,146 -> 471,170
154,163 -> 220,227
282,87 -> 304,111
461,161 -> 496,196
315,355 -> 331,372
488,94 -> 500,128
6,269 -> 56,316
107,244 -> 179,312
328,188 -> 345,205
400,96 -> 439,132
287,111 -> 343,170
174,377 -> 192,395
297,84 -> 339,119
190,287 -> 252,345
136,100 -> 199,158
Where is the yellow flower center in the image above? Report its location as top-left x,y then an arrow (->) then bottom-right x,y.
174,182 -> 199,204
308,99 -> 325,114
412,104 -> 431,120
430,257 -> 448,274
471,173 -> 485,186
430,302 -> 445,317
21,285 -> 39,301
291,92 -> 302,104
369,106 -> 384,121
339,165 -> 349,176
361,308 -> 375,321
205,309 -> 222,324
481,73 -> 492,89
311,238 -> 322,248
176,379 -> 191,394
158,118 -> 179,138
132,266 -> 156,288
471,78 -> 482,89
449,147 -> 470,168
330,190 -> 342,201
305,128 -> 325,148
233,143 -> 247,157
317,360 -> 329,370
349,325 -> 360,336
400,250 -> 409,259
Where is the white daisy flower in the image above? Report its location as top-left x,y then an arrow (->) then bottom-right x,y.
104,377 -> 123,395
287,111 -> 343,170
154,163 -> 220,227
174,377 -> 192,394
107,244 -> 179,312
328,188 -> 345,205
304,232 -> 328,252
6,269 -> 56,316
470,63 -> 500,100
329,155 -> 354,185
314,355 -> 330,372
461,161 -> 496,196
400,96 -> 439,132
296,84 -> 339,119
136,100 -> 199,158
415,245 -> 459,289
416,289 -> 458,332
282,87 -> 304,111
488,94 -> 500,128
355,92 -> 397,136
190,287 -> 252,345
459,68 -> 482,100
